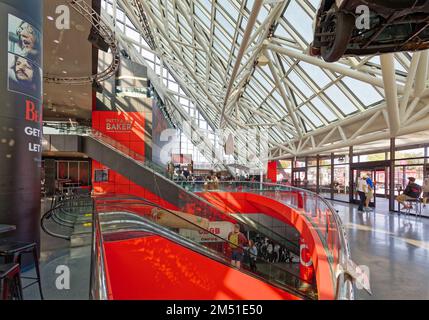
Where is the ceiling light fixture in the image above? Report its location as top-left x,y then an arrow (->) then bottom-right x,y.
53,40 -> 60,44
47,16 -> 54,21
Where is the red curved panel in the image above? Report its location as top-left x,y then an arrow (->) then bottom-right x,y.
103,235 -> 300,300
197,192 -> 335,300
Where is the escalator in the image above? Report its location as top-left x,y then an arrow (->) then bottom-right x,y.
79,129 -> 300,257
92,195 -> 315,300
45,124 -> 357,299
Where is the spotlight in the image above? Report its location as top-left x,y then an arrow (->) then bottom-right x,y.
92,80 -> 103,94
88,27 -> 109,52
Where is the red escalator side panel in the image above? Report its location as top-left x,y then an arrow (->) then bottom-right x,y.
103,235 -> 300,300
197,192 -> 335,300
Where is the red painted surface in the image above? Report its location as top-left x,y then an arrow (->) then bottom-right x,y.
92,160 -> 177,210
92,110 -> 146,158
103,235 -> 300,300
197,192 -> 335,300
267,161 -> 277,183
90,109 -> 170,207
299,237 -> 315,283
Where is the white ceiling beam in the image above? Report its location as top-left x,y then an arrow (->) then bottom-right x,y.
219,0 -> 263,127
266,43 -> 406,95
380,54 -> 400,136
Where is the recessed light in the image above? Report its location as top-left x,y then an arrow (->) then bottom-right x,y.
58,57 -> 64,61
68,90 -> 72,93
62,70 -> 67,74
53,40 -> 60,44
47,16 -> 54,21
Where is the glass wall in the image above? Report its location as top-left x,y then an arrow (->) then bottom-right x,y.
319,157 -> 331,197
333,155 -> 349,202
277,143 -> 429,215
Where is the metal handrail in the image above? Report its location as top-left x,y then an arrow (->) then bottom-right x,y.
43,121 -> 357,299
181,180 -> 357,299
91,198 -> 317,300
94,196 -> 311,287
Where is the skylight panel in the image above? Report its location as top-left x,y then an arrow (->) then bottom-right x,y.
325,85 -> 358,115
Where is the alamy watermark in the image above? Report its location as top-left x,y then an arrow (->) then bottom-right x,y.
55,265 -> 71,290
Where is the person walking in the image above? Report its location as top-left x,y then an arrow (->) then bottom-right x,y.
357,175 -> 367,212
364,174 -> 374,211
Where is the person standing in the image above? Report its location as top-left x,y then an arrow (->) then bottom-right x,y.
423,176 -> 429,208
365,174 -> 374,211
357,175 -> 367,212
227,224 -> 248,269
248,240 -> 258,272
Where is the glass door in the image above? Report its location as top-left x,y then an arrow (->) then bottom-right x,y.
293,170 -> 306,188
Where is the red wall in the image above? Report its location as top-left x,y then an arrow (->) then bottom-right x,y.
267,161 -> 277,183
89,107 -> 175,208
92,110 -> 146,158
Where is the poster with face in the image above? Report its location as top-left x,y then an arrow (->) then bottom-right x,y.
8,14 -> 41,66
7,52 -> 42,100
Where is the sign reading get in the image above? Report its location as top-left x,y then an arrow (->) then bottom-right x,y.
105,118 -> 134,132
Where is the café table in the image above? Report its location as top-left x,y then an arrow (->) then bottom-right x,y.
0,224 -> 16,234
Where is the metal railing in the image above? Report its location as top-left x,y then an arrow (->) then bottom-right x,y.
90,195 -> 317,300
43,121 -> 361,299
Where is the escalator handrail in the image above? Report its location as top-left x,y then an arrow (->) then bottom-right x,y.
93,195 -> 313,288
44,122 -> 353,299
93,207 -> 316,300
41,194 -> 93,240
183,180 -> 355,299
95,193 -> 300,253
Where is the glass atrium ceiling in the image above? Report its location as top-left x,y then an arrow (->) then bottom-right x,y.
113,0 -> 422,158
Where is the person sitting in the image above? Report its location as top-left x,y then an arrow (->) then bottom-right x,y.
396,177 -> 422,210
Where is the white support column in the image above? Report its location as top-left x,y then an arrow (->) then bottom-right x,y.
380,54 -> 400,137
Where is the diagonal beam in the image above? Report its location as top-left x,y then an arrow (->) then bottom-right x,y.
265,49 -> 302,137
219,0 -> 263,127
380,54 -> 400,136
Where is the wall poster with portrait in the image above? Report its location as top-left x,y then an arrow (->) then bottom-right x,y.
7,14 -> 42,100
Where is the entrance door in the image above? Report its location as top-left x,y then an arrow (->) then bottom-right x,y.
352,167 -> 389,208
293,170 -> 306,188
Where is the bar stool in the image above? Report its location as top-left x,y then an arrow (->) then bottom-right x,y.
0,263 -> 23,300
0,241 -> 43,299
405,198 -> 422,217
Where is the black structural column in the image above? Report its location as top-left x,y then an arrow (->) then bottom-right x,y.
389,138 -> 396,212
0,0 -> 43,249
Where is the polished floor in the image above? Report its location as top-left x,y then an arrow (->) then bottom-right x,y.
331,200 -> 429,300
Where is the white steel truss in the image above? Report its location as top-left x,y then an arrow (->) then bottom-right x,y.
111,0 -> 429,160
